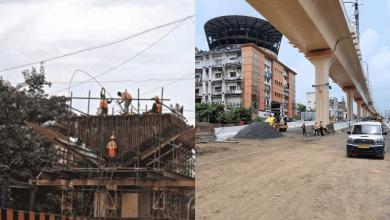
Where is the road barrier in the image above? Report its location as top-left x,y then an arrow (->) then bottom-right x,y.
214,125 -> 247,140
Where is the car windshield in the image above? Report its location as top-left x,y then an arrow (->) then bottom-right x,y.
352,125 -> 381,135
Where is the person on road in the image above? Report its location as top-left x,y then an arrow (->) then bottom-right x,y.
319,121 -> 324,136
117,90 -> 132,114
301,123 -> 307,136
314,122 -> 319,136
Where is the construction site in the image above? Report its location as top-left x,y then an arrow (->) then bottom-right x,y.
0,88 -> 195,220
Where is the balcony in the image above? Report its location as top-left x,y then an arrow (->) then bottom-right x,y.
195,93 -> 202,97
226,90 -> 241,96
226,76 -> 242,81
265,95 -> 270,99
212,91 -> 222,96
265,105 -> 270,108
264,84 -> 271,91
284,91 -> 289,97
265,71 -> 272,79
284,100 -> 289,104
195,78 -> 202,84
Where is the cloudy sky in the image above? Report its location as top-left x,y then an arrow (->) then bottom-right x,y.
0,0 -> 195,124
196,0 -> 390,116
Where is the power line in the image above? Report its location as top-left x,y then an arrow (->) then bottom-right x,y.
141,72 -> 194,95
11,77 -> 193,85
49,18 -> 188,95
0,14 -> 194,73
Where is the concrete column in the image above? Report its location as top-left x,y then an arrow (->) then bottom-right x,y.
342,87 -> 356,121
202,53 -> 207,103
207,52 -> 213,103
307,53 -> 333,126
361,104 -> 367,118
354,98 -> 363,119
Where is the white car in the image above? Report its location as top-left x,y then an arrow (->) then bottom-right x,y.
346,122 -> 387,159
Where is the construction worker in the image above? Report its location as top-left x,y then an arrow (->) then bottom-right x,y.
314,122 -> 319,136
117,90 -> 132,114
150,95 -> 162,113
319,121 -> 324,136
301,123 -> 307,136
106,134 -> 117,158
100,88 -> 112,115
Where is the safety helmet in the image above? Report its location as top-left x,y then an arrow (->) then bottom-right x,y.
153,95 -> 159,101
110,134 -> 116,140
315,122 -> 317,124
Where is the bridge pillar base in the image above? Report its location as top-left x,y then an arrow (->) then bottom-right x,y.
307,54 -> 333,126
342,87 -> 356,121
354,99 -> 363,119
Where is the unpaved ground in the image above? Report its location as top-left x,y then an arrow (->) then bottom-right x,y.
196,124 -> 390,220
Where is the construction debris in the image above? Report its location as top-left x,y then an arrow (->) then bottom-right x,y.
234,122 -> 284,141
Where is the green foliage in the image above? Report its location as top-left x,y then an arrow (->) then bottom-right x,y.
295,114 -> 301,120
195,103 -> 253,124
309,109 -> 315,112
0,64 -> 70,213
297,103 -> 306,112
253,116 -> 262,122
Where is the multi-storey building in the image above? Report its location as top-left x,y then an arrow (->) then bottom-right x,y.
306,92 -> 316,111
195,16 -> 297,118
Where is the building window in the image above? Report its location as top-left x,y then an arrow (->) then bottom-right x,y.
195,62 -> 200,68
237,82 -> 241,90
230,72 -> 236,77
230,57 -> 235,61
215,87 -> 221,92
195,89 -> 199,93
215,73 -> 221,78
195,75 -> 200,79
215,59 -> 222,65
230,86 -> 236,91
308,101 -> 311,103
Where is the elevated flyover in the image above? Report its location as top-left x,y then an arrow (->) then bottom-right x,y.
246,0 -> 376,124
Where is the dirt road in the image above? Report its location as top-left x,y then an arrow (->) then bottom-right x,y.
196,124 -> 390,220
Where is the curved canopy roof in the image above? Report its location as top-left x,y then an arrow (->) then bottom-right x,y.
204,15 -> 283,54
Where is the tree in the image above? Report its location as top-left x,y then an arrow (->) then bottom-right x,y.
0,63 -> 70,213
296,103 -> 306,112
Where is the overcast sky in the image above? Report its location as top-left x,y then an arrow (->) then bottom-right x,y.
0,0 -> 195,124
196,0 -> 390,116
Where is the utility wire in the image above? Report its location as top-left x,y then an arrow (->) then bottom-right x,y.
141,72 -> 194,95
0,14 -> 194,73
49,18 -> 187,95
11,77 -> 193,85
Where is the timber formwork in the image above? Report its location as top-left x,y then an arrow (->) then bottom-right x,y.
25,111 -> 195,220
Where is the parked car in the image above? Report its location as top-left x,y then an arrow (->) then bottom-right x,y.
284,117 -> 294,122
346,122 -> 387,159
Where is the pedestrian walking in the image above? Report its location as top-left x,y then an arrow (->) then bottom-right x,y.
314,122 -> 319,136
301,123 -> 307,136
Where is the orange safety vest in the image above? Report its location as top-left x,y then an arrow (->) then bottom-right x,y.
157,103 -> 161,113
107,141 -> 116,157
100,98 -> 108,109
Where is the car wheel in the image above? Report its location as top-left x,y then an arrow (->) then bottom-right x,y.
378,151 -> 385,160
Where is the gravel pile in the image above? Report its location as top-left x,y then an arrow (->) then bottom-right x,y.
234,122 -> 284,141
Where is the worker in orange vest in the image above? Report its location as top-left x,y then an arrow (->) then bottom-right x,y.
100,88 -> 112,115
151,95 -> 162,113
106,134 -> 117,157
117,90 -> 132,114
